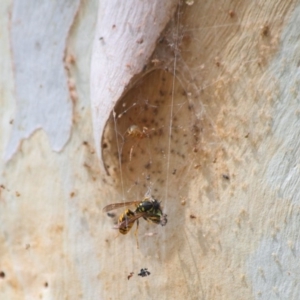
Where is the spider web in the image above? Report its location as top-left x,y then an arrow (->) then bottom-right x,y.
103,3 -> 211,200
101,1 -> 218,247
100,0 -> 287,296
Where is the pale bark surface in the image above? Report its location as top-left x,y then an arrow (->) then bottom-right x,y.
0,0 -> 299,299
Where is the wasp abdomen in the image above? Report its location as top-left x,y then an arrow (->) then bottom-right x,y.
119,209 -> 135,234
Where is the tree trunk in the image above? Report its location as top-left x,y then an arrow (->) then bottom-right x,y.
1,0 -> 299,299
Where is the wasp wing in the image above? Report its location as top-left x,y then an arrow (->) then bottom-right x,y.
102,201 -> 141,212
117,212 -> 161,229
117,212 -> 148,228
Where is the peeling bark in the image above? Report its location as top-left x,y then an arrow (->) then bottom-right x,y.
90,0 -> 178,172
6,0 -> 80,160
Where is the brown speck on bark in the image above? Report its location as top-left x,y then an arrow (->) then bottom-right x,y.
65,54 -> 75,65
261,24 -> 270,37
228,10 -> 235,18
222,174 -> 230,180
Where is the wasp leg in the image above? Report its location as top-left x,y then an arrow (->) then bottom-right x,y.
135,219 -> 139,249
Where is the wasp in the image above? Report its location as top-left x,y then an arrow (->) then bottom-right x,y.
102,197 -> 167,247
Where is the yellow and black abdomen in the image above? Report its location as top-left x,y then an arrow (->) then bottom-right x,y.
118,209 -> 135,234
